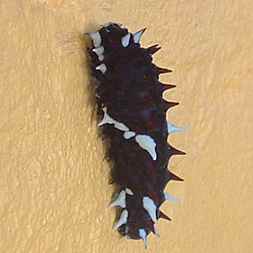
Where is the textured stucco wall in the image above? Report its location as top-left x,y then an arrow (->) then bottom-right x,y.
1,1 -> 253,252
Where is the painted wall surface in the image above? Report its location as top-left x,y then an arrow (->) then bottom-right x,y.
1,1 -> 252,252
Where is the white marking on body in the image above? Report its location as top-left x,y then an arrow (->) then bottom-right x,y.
96,63 -> 107,74
143,196 -> 157,223
113,209 -> 128,229
98,108 -> 129,131
98,108 -> 114,126
138,228 -> 148,249
92,46 -> 105,61
123,131 -> 136,139
110,190 -> 126,208
135,135 -> 157,160
125,188 -> 134,195
114,121 -> 129,131
164,192 -> 179,203
133,28 -> 146,43
89,32 -> 102,48
98,109 -> 158,160
121,33 -> 131,47
98,55 -> 104,61
167,121 -> 185,134
92,46 -> 104,55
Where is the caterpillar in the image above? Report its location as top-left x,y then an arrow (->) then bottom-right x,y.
87,23 -> 185,248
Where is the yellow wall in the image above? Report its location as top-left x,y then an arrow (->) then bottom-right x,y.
1,1 -> 252,252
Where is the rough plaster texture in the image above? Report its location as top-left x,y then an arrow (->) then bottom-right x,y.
0,0 -> 253,252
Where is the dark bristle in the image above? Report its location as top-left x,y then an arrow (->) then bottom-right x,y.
169,171 -> 184,181
158,83 -> 176,93
162,100 -> 179,111
159,211 -> 172,221
169,146 -> 186,156
147,44 -> 161,55
156,66 -> 173,74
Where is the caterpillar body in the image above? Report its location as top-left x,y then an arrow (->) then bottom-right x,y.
87,23 -> 185,248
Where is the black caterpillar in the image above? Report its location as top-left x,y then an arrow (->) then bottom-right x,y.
87,23 -> 185,247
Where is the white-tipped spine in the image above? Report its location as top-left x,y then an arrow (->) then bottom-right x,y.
133,28 -> 146,43
121,33 -> 131,47
110,190 -> 126,208
96,63 -> 107,74
89,32 -> 102,48
153,224 -> 160,237
113,209 -> 128,230
164,192 -> 179,203
143,196 -> 157,223
167,121 -> 185,134
125,188 -> 134,195
138,229 -> 148,249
